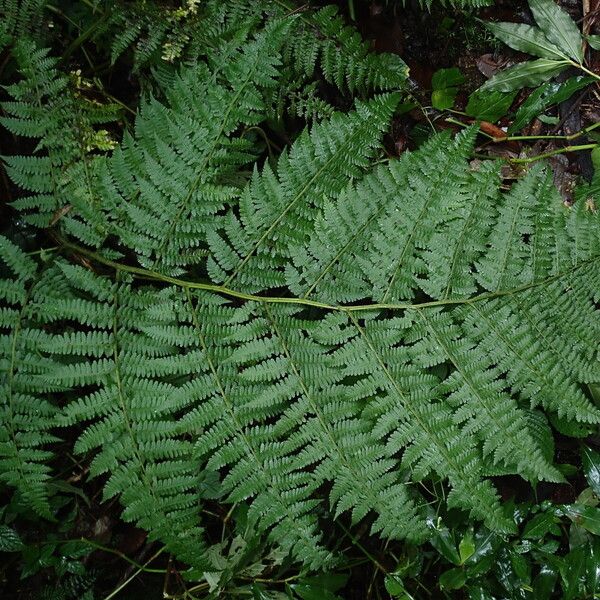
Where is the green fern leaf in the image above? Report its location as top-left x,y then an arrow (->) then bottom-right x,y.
0,237 -> 58,518
207,93 -> 400,291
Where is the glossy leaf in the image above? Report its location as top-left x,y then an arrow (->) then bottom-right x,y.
439,567 -> 467,590
429,524 -> 461,565
486,22 -> 566,60
523,512 -> 560,539
481,58 -> 570,92
432,67 -> 465,90
586,540 -> 600,597
582,446 -> 600,497
588,35 -> 600,51
464,530 -> 497,577
468,588 -> 495,600
566,506 -> 600,536
560,544 -> 587,599
533,565 -> 559,599
529,0 -> 584,63
509,76 -> 592,133
459,529 -> 476,564
466,89 -> 517,122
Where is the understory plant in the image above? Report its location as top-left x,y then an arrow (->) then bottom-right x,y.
1,0 -> 599,598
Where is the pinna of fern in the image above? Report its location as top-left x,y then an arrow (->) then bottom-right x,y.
105,0 -> 409,95
0,38 -> 119,237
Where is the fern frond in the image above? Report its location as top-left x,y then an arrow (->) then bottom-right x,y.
283,5 -> 409,93
0,0 -> 48,45
408,309 -> 562,483
407,0 -> 493,8
286,129 -> 478,303
98,22 -> 289,273
0,237 -> 58,518
460,285 -> 600,424
106,0 -> 409,98
1,39 -> 118,231
330,312 -> 512,532
207,93 -> 400,291
178,294 -> 332,569
38,264 -> 209,569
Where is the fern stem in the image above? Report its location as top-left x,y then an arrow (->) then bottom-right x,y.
41,538 -> 167,574
448,118 -> 600,143
103,547 -> 166,600
509,143 -> 597,164
335,519 -> 388,574
58,238 -> 598,313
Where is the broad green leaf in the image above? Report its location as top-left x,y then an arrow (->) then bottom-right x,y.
486,21 -> 567,60
432,67 -> 465,90
510,551 -> 531,582
464,530 -> 496,577
298,574 -> 347,593
496,547 -> 532,593
439,567 -> 467,590
533,565 -> 559,599
582,446 -> 600,497
587,540 -> 600,597
385,574 -> 414,599
459,529 -> 476,564
570,522 -> 592,549
466,89 -> 517,122
588,35 -> 600,50
509,75 -> 593,133
291,584 -> 341,600
523,512 -> 560,539
429,524 -> 461,565
432,88 -> 459,110
431,68 -> 465,110
529,0 -> 584,63
567,506 -> 600,536
537,114 -> 560,125
560,544 -> 587,599
481,58 -> 570,92
291,573 -> 347,600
